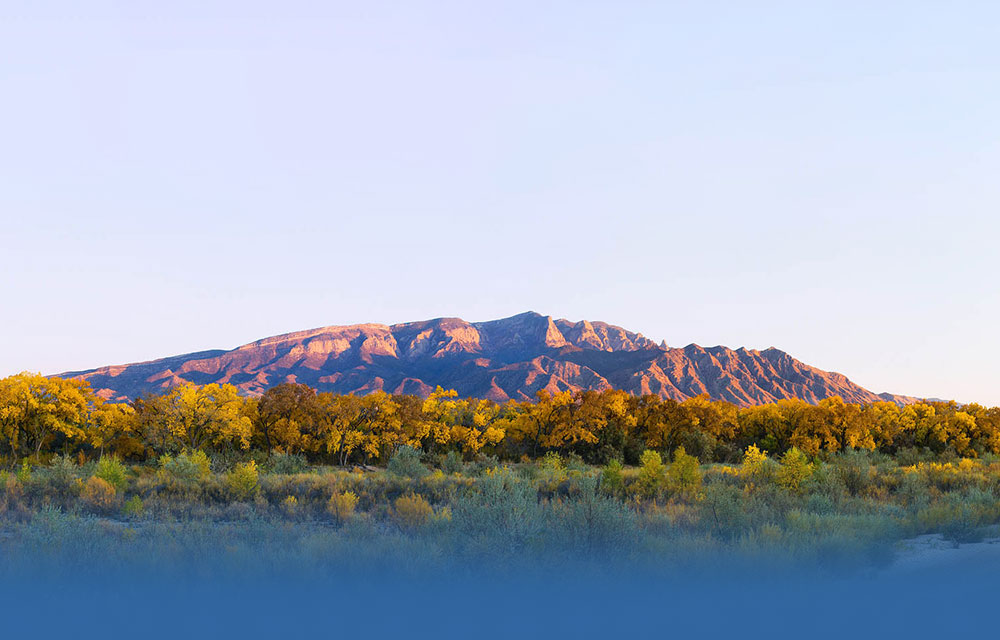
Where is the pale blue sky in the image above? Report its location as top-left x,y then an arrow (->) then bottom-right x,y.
2,1 -> 998,404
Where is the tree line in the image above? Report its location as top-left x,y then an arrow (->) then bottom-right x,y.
1,372 -> 997,466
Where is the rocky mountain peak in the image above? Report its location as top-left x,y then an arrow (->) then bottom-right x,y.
60,312 -> 919,407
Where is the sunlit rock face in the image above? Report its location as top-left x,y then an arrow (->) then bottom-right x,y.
61,312 -> 917,406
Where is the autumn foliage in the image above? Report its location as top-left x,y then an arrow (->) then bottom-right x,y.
2,372 -> 1000,468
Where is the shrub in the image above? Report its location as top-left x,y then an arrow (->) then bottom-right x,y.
122,495 -> 144,519
699,480 -> 750,540
280,495 -> 300,518
82,476 -> 117,515
776,447 -> 813,493
441,451 -> 464,475
549,475 -> 639,553
159,450 -> 212,485
227,460 -> 260,500
896,446 -> 933,467
37,456 -> 80,494
95,456 -> 129,492
805,493 -> 835,515
269,452 -> 308,475
741,445 -> 773,482
0,471 -> 23,512
637,450 -> 665,499
328,491 -> 359,523
937,488 -> 1000,544
565,453 -> 588,474
16,460 -> 32,485
452,468 -> 544,555
833,450 -> 875,497
895,471 -> 930,510
600,459 -> 624,496
468,453 -> 499,476
393,493 -> 433,529
190,450 -> 213,474
536,452 -> 567,491
667,446 -> 702,497
540,451 -> 563,472
387,446 -> 429,479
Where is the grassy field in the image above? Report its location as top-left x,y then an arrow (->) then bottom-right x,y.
3,446 -> 1000,578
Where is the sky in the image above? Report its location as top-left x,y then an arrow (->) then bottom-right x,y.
1,1 -> 998,405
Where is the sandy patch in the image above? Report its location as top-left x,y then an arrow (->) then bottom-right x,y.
887,533 -> 1000,574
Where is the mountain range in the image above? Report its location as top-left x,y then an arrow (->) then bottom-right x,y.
62,312 -> 918,406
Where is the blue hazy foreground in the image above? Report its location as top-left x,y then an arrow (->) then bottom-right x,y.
2,507 -> 999,639
5,441 -> 1000,636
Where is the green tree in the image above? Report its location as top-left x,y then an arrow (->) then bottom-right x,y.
94,455 -> 129,492
740,444 -> 773,483
226,460 -> 259,500
775,447 -> 813,492
667,446 -> 702,497
637,449 -> 665,499
600,458 -> 625,496
387,445 -> 429,478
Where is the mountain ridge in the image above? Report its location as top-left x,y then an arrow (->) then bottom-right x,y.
61,312 -> 919,407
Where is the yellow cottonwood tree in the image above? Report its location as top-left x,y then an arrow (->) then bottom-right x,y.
543,392 -> 601,449
152,382 -> 252,452
252,382 -> 319,453
509,390 -> 573,457
0,373 -> 93,459
88,399 -> 139,458
421,387 -> 462,449
451,398 -> 509,456
819,397 -> 873,451
318,391 -> 406,465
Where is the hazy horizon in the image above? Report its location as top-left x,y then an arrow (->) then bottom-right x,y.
3,2 -> 999,405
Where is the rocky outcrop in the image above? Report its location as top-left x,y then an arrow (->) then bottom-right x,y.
61,312 -> 918,406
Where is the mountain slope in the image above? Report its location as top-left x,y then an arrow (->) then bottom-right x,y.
61,312 -> 917,406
